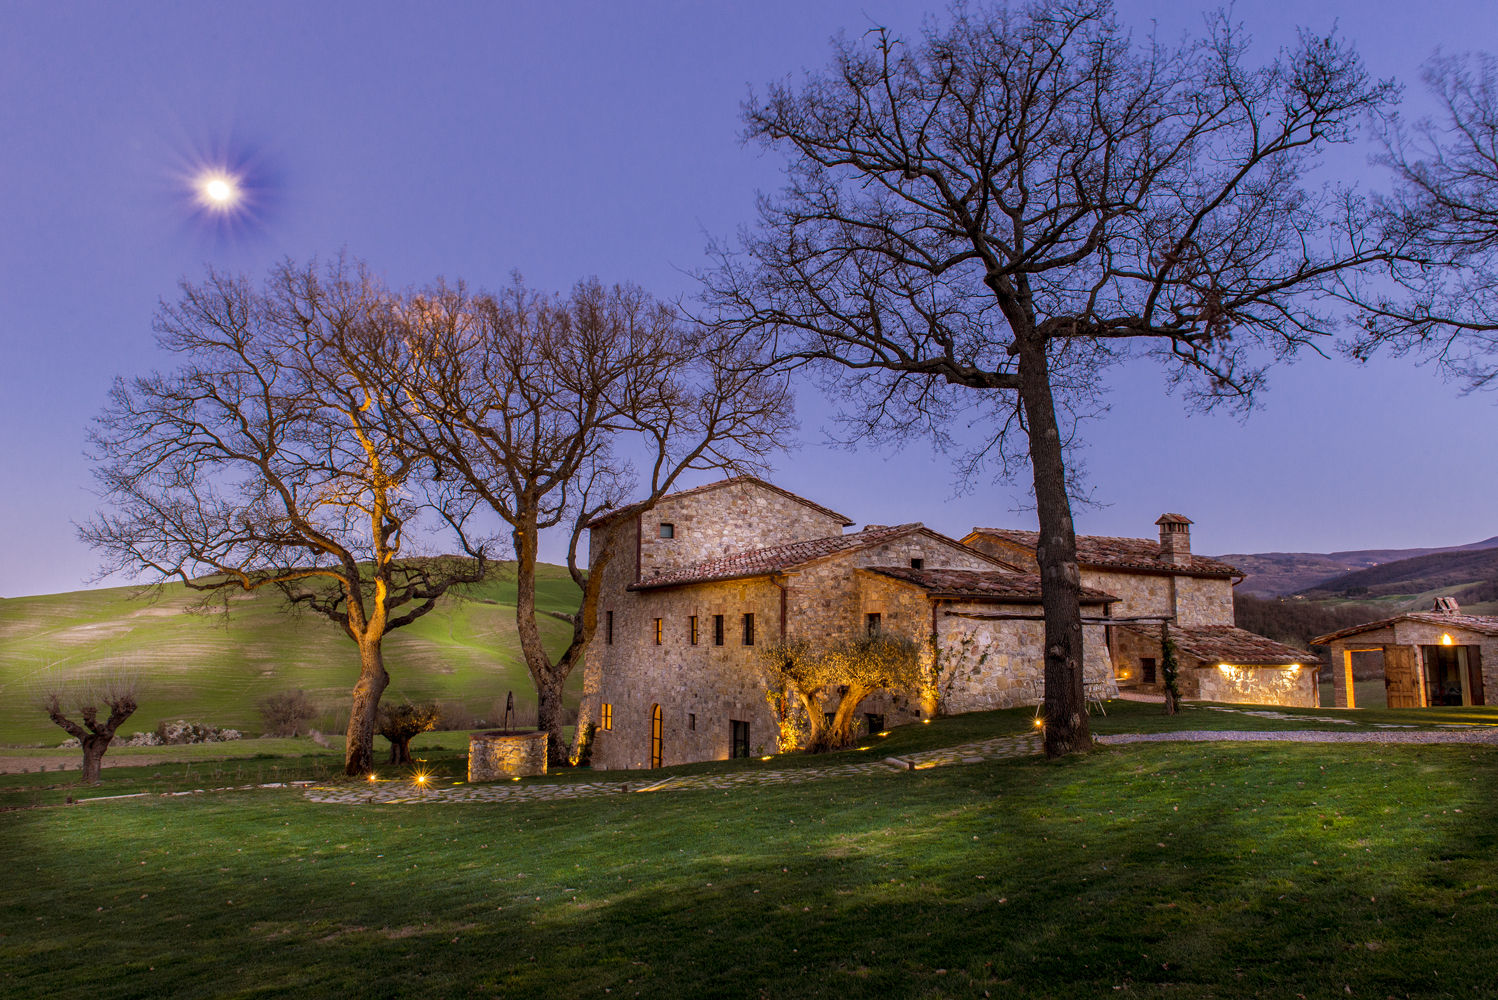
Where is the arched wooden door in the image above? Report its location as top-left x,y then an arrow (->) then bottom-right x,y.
649,703 -> 662,768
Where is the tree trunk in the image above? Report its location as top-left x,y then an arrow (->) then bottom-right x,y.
344,639 -> 390,776
388,736 -> 414,765
1014,330 -> 1092,757
512,513 -> 571,766
80,736 -> 110,785
534,670 -> 567,767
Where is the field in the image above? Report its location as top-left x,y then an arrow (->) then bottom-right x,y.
0,566 -> 584,746
6,702 -> 1498,998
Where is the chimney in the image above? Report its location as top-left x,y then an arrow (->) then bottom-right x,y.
1156,513 -> 1193,566
1433,596 -> 1460,614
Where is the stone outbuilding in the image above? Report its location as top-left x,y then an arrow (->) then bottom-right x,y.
963,515 -> 1319,706
585,477 -> 1119,770
1314,600 -> 1498,708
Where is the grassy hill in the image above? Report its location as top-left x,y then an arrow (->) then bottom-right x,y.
1221,535 -> 1498,597
1297,546 -> 1498,613
0,564 -> 584,746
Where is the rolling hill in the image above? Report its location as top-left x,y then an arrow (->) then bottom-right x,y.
1221,536 -> 1498,597
0,564 -> 584,746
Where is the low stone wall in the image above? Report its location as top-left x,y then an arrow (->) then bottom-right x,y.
468,730 -> 548,781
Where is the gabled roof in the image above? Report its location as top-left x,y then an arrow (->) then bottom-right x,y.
863,566 -> 1118,605
965,527 -> 1239,579
1123,624 -> 1313,666
626,523 -> 1009,591
586,475 -> 853,529
1312,612 -> 1498,646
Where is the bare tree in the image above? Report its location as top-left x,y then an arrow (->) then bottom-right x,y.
82,259 -> 487,776
704,1 -> 1395,755
43,679 -> 138,785
1345,52 -> 1498,386
396,277 -> 792,765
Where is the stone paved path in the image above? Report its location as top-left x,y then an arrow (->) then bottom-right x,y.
302,733 -> 1044,806
303,725 -> 1498,807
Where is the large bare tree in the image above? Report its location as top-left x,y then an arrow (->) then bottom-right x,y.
1345,52 -> 1498,386
703,0 -> 1396,755
395,278 -> 792,764
82,259 -> 487,776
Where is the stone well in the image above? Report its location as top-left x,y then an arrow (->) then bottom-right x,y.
468,730 -> 548,781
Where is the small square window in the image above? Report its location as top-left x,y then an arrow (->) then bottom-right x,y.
909,557 -> 924,569
866,612 -> 882,634
600,703 -> 613,731
653,618 -> 663,645
658,523 -> 675,539
713,614 -> 725,646
742,612 -> 755,646
865,712 -> 885,734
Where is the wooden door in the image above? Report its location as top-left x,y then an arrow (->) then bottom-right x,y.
1468,647 -> 1486,706
1384,646 -> 1420,708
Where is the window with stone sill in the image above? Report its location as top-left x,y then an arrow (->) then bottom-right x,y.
658,522 -> 675,539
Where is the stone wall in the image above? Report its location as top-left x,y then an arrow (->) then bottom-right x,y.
638,481 -> 848,580
1173,575 -> 1235,627
1186,662 -> 1318,707
468,730 -> 548,780
1081,568 -> 1233,625
934,605 -> 1116,712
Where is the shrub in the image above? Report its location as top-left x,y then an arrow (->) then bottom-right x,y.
258,690 -> 317,737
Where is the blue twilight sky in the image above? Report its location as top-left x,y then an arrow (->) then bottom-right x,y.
2,0 -> 1495,599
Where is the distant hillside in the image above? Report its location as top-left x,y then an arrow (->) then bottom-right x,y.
0,564 -> 583,746
1233,593 -> 1391,650
1298,547 -> 1498,607
1221,536 -> 1498,597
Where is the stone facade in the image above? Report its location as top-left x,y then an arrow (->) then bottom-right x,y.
468,730 -> 548,780
1318,613 -> 1498,709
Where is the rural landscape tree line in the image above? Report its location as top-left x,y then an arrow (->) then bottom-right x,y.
54,1 -> 1498,780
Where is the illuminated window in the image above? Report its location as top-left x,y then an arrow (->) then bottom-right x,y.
730,719 -> 750,758
689,615 -> 699,645
659,523 -> 674,539
742,613 -> 755,646
650,704 -> 663,768
600,703 -> 613,731
654,618 -> 663,645
866,612 -> 882,634
909,557 -> 923,569
605,610 -> 613,645
713,614 -> 725,646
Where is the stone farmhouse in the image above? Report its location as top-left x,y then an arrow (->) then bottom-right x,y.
586,477 -> 1313,770
964,519 -> 1318,708
1314,599 -> 1496,708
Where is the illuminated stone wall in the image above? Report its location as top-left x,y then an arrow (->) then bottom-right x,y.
1185,663 -> 1317,707
934,606 -> 1116,712
467,730 -> 548,781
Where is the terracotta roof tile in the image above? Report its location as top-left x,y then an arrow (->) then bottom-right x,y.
587,475 -> 853,528
1312,612 -> 1498,646
864,566 -> 1118,604
1122,624 -> 1314,666
967,528 -> 1239,578
627,523 -> 922,591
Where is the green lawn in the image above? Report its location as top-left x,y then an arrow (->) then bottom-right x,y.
0,564 -> 584,745
5,707 -> 1498,998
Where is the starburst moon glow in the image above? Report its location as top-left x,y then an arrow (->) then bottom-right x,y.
196,170 -> 241,211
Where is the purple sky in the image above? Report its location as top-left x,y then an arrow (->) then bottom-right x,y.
2,0 -> 1495,599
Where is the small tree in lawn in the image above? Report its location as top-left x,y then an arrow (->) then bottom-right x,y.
42,678 -> 138,785
377,700 -> 441,765
258,689 -> 317,737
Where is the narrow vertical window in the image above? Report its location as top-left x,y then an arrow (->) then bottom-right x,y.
605,610 -> 613,645
600,703 -> 613,731
658,523 -> 675,539
654,618 -> 663,645
866,612 -> 882,634
688,712 -> 696,731
713,614 -> 725,646
688,615 -> 698,645
650,704 -> 663,768
742,612 -> 755,646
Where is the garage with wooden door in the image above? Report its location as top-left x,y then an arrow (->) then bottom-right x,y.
1314,600 -> 1498,709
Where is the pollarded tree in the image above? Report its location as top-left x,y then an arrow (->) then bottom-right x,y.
395,278 -> 792,765
377,700 -> 441,765
760,634 -> 922,752
42,678 -> 138,785
705,0 -> 1396,755
82,259 -> 487,776
1345,52 -> 1498,386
